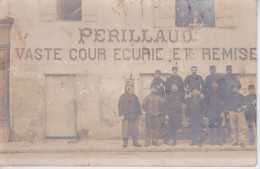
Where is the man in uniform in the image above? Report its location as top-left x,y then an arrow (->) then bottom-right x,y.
118,83 -> 142,147
245,85 -> 257,145
142,84 -> 165,147
165,66 -> 184,98
219,65 -> 241,142
184,66 -> 205,95
151,70 -> 165,97
205,65 -> 219,94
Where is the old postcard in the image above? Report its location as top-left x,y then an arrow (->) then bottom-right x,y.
0,0 -> 257,167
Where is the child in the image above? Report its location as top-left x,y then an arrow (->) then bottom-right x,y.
185,88 -> 205,146
142,85 -> 165,147
164,84 -> 185,146
245,85 -> 257,145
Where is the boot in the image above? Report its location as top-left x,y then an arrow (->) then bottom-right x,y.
133,138 -> 142,147
171,139 -> 176,146
123,138 -> 128,148
152,139 -> 161,146
144,140 -> 151,147
164,138 -> 169,145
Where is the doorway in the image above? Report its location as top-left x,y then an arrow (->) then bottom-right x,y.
45,74 -> 77,139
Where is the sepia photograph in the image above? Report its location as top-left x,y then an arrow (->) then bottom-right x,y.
0,0 -> 257,167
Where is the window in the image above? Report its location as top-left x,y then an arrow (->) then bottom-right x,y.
57,0 -> 82,21
176,0 -> 215,27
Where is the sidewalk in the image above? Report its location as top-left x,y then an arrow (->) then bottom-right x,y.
0,139 -> 257,154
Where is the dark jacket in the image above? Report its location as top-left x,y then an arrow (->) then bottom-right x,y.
205,74 -> 220,93
164,91 -> 184,115
205,89 -> 223,126
165,75 -> 184,97
245,93 -> 256,121
228,92 -> 245,112
184,74 -> 205,93
142,93 -> 164,117
185,95 -> 205,120
118,93 -> 142,120
151,77 -> 165,97
219,74 -> 241,96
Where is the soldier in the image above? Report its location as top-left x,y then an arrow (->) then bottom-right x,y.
151,70 -> 165,97
184,66 -> 205,95
142,84 -> 165,147
228,84 -> 247,147
205,81 -> 224,146
185,88 -> 205,146
205,65 -> 219,94
219,65 -> 241,142
164,83 -> 185,146
165,66 -> 184,98
118,84 -> 142,147
245,85 -> 257,145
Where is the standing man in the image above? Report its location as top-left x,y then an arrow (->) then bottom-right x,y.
205,65 -> 219,94
165,66 -> 184,98
142,85 -> 165,147
118,84 -> 142,148
151,70 -> 168,143
245,85 -> 257,145
184,66 -> 205,96
151,70 -> 165,98
164,83 -> 185,146
185,88 -> 205,146
205,81 -> 224,146
220,65 -> 241,142
228,84 -> 247,147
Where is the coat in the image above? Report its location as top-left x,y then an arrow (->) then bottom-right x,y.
204,89 -> 223,127
165,75 -> 184,97
164,91 -> 184,115
227,92 -> 245,112
142,93 -> 164,117
205,74 -> 220,93
245,93 -> 256,121
151,77 -> 165,97
184,74 -> 205,93
185,95 -> 205,120
118,93 -> 142,120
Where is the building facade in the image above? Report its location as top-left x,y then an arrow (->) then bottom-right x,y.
0,0 -> 257,142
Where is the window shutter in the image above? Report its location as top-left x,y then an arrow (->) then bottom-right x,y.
214,0 -> 240,28
82,0 -> 97,22
40,0 -> 57,21
154,0 -> 175,28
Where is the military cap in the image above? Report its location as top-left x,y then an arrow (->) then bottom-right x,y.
248,85 -> 255,90
172,66 -> 178,71
155,70 -> 161,74
226,65 -> 232,71
125,79 -> 134,87
210,65 -> 216,70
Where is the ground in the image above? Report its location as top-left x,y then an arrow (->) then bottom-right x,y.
0,139 -> 257,167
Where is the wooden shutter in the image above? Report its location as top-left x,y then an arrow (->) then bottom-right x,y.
154,0 -> 175,28
214,0 -> 240,28
40,0 -> 57,21
82,0 -> 97,22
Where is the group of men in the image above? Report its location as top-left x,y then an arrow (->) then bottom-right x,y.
118,65 -> 257,148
